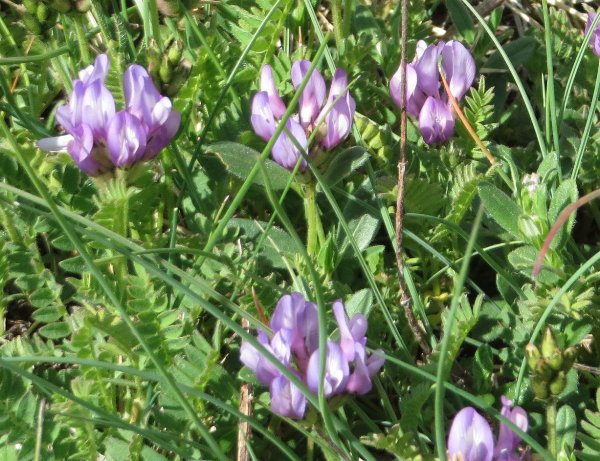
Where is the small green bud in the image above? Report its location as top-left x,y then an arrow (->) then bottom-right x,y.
159,55 -> 172,84
562,347 -> 578,371
549,371 -> 567,396
75,0 -> 91,13
534,359 -> 553,382
547,348 -> 563,371
50,0 -> 72,13
541,328 -> 558,360
36,3 -> 49,22
525,344 -> 541,370
24,0 -> 38,14
23,13 -> 42,35
531,379 -> 549,400
167,41 -> 183,67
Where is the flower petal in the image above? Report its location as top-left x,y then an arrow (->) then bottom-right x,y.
441,41 -> 476,101
418,96 -> 455,144
586,13 -> 600,58
123,64 -> 162,124
106,111 -> 147,166
291,60 -> 326,128
447,407 -> 494,461
37,134 -> 73,152
390,63 -> 423,116
80,80 -> 116,138
414,43 -> 441,97
78,54 -> 110,84
66,124 -> 101,175
144,110 -> 181,159
269,374 -> 306,419
306,342 -> 349,397
271,118 -> 309,171
260,65 -> 287,119
318,69 -> 356,150
251,91 -> 277,142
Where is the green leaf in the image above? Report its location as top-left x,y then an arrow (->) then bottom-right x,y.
31,306 -> 62,323
478,182 -> 522,238
483,37 -> 537,69
446,0 -> 475,42
38,322 -> 71,339
557,405 -> 576,455
322,146 -> 369,186
548,178 -> 578,250
345,289 -> 373,318
207,142 -> 292,190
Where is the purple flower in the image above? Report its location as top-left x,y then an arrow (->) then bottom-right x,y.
390,40 -> 475,145
270,374 -> 306,419
494,396 -> 528,461
307,341 -> 349,397
448,397 -> 529,461
250,62 -> 356,171
585,13 -> 600,57
123,65 -> 181,159
38,54 -> 180,175
239,293 -> 383,419
419,96 -> 455,145
448,407 -> 495,461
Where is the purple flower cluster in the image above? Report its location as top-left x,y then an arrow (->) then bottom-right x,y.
240,292 -> 384,419
390,40 -> 475,144
447,396 -> 528,461
586,13 -> 600,57
38,54 -> 180,175
251,62 -> 356,171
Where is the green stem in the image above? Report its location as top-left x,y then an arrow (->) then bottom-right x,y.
331,0 -> 344,54
541,0 -> 560,175
342,0 -> 352,37
304,181 -> 320,257
73,15 -> 91,65
547,399 -> 557,458
571,61 -> 600,181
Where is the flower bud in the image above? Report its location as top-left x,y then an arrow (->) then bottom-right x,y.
534,359 -> 553,382
562,347 -> 578,371
159,55 -> 173,84
541,328 -> 559,360
23,14 -> 42,35
75,0 -> 91,13
167,40 -> 183,67
36,3 -> 49,22
24,0 -> 38,14
546,348 -> 563,371
525,344 -> 540,370
549,371 -> 567,396
531,379 -> 549,400
50,0 -> 72,13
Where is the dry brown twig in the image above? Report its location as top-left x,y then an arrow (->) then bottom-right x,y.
396,0 -> 431,356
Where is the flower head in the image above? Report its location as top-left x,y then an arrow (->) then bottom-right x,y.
585,13 -> 600,57
38,54 -> 180,175
239,293 -> 383,419
390,40 -> 475,144
250,63 -> 356,171
447,397 -> 529,461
